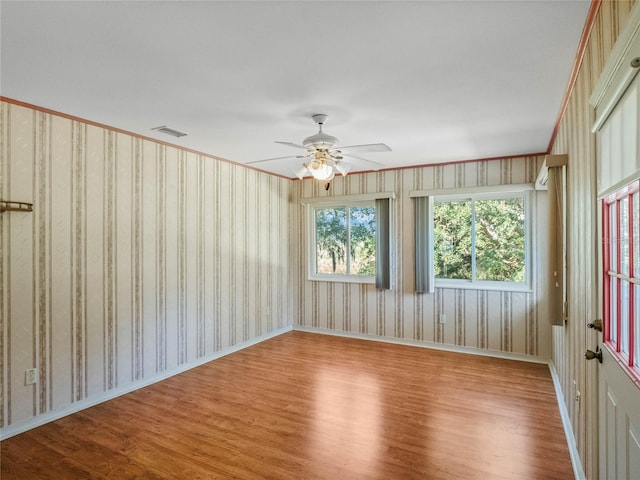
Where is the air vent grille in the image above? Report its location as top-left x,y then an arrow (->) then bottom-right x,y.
151,126 -> 188,138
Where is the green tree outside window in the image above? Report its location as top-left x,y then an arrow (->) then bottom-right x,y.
434,197 -> 525,283
315,206 -> 376,276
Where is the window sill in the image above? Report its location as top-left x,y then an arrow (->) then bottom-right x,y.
435,280 -> 533,293
309,274 -> 375,285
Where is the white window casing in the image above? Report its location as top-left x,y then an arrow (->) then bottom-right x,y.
303,192 -> 395,285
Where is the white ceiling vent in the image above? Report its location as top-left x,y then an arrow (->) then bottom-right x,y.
151,126 -> 188,138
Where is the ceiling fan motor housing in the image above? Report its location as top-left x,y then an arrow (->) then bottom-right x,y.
303,113 -> 339,150
303,132 -> 339,150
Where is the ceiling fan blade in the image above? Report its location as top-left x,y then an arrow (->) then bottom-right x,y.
245,155 -> 299,165
275,141 -> 308,150
338,143 -> 391,153
335,162 -> 352,176
342,154 -> 385,170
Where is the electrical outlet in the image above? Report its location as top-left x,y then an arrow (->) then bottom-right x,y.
266,307 -> 271,316
25,368 -> 38,385
439,313 -> 446,324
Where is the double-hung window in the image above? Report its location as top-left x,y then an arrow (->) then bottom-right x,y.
602,179 -> 640,378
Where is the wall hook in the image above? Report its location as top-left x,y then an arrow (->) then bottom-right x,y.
0,200 -> 33,213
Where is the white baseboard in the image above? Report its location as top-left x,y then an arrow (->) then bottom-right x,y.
0,325 -> 293,440
4,322 -> 581,480
548,362 -> 586,480
293,325 -> 549,364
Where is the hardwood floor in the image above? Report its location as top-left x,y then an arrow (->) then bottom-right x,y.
1,331 -> 574,479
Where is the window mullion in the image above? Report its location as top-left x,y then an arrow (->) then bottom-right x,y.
616,199 -> 622,353
628,192 -> 635,367
346,207 -> 351,275
603,200 -> 611,343
471,199 -> 476,281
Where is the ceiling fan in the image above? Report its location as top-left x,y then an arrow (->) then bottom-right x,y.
247,114 -> 391,183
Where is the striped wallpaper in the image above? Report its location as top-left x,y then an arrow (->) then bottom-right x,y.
2,6 -> 637,474
550,1 -> 636,478
293,157 -> 550,358
0,101 -> 293,433
1,98 -> 551,436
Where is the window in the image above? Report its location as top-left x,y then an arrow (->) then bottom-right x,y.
313,204 -> 376,278
602,179 -> 639,378
432,191 -> 530,290
306,194 -> 393,285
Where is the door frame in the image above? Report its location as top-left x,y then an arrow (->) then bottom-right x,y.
590,3 -> 640,478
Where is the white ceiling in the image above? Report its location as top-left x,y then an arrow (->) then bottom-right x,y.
1,1 -> 591,178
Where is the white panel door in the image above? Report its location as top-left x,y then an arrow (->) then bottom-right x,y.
596,72 -> 640,480
598,347 -> 640,480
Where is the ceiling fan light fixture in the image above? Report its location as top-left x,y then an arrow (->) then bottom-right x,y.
309,162 -> 335,181
294,165 -> 308,180
308,158 -> 322,170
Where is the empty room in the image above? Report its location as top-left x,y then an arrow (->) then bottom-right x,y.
1,1 -> 640,479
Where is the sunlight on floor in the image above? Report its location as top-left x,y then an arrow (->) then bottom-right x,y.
311,367 -> 382,475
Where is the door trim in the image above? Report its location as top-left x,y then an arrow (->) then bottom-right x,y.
590,1 -> 640,132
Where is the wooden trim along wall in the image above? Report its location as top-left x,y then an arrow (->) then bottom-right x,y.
546,0 -> 602,154
0,96 -> 292,181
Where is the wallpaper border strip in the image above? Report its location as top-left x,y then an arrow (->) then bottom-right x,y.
0,97 -> 291,181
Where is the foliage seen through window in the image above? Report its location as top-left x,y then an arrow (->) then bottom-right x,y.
434,197 -> 526,283
315,206 -> 376,276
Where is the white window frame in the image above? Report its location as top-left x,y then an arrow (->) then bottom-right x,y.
411,185 -> 534,292
303,192 -> 395,284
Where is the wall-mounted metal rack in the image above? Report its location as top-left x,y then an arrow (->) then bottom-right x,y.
0,200 -> 34,213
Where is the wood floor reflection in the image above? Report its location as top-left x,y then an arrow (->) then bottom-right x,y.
1,331 -> 574,479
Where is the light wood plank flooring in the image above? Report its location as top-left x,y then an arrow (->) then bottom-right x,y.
1,331 -> 574,479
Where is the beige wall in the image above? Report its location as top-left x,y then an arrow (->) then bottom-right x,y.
0,101 -> 294,434
550,1 -> 636,478
292,157 -> 551,358
3,8 -> 635,472
0,100 -> 551,438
